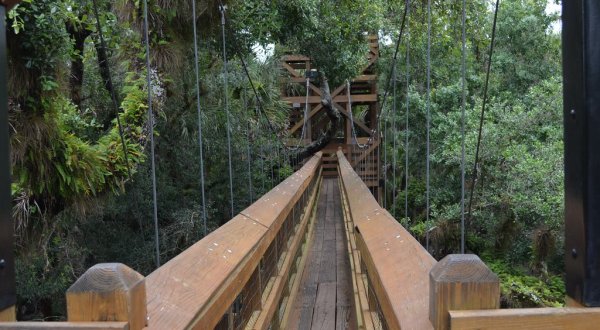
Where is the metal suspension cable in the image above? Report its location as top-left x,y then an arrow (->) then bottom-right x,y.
460,0 -> 467,253
346,80 -> 368,149
219,4 -> 235,218
383,116 -> 388,209
297,78 -> 310,147
426,0 -> 432,224
466,0 -> 500,226
91,0 -> 132,180
247,122 -> 253,204
235,50 -> 286,150
191,0 -> 208,237
379,5 -> 409,118
405,0 -> 410,222
392,66 -> 397,218
142,0 -> 160,268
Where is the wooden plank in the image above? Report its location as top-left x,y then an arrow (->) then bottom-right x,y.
282,62 -> 300,77
253,176 -> 321,330
280,181 -> 322,329
450,308 -> 600,330
0,322 -> 128,330
430,255 -> 500,330
337,151 -> 436,330
282,55 -> 311,61
146,216 -> 269,330
66,264 -> 146,330
311,283 -> 337,330
0,307 -> 14,322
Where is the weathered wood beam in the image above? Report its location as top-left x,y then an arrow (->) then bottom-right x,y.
450,308 -> 600,330
0,322 -> 128,329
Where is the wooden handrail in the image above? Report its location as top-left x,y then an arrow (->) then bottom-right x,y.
0,153 -> 322,330
337,150 -> 436,329
144,152 -> 322,329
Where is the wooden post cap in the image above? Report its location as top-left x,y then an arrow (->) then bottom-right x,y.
0,0 -> 22,10
429,254 -> 500,330
66,263 -> 147,330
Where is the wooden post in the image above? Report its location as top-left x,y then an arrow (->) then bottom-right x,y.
0,306 -> 15,322
66,263 -> 147,330
429,254 -> 500,330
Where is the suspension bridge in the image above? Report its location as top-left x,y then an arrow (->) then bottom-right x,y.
1,0 -> 600,329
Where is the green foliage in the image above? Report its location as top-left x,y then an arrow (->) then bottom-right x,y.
484,256 -> 565,308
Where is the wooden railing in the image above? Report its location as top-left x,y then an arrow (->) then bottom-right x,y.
0,152 -> 323,330
337,149 -> 600,330
4,149 -> 600,329
337,149 -> 437,329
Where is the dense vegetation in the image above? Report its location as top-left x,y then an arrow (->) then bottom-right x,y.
5,0 -> 562,319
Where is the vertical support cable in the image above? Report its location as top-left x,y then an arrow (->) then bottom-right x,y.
467,0 -> 500,225
392,65 -> 397,218
142,0 -> 160,267
460,0 -> 467,253
0,4 -> 16,311
405,0 -> 410,222
191,0 -> 208,237
383,116 -> 388,209
426,0 -> 432,224
219,5 -> 235,218
91,0 -> 132,180
247,122 -> 253,204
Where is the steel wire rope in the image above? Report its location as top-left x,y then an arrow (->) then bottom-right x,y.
392,66 -> 397,218
460,0 -> 467,253
466,0 -> 500,228
426,0 -> 431,224
218,4 -> 235,218
142,0 -> 160,267
191,0 -> 208,237
404,0 -> 411,222
91,0 -> 132,180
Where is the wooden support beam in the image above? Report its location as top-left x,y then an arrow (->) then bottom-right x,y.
282,55 -> 310,61
0,307 -> 14,322
282,62 -> 300,78
337,151 -> 436,329
0,322 -> 128,329
429,255 -> 500,330
333,103 -> 372,135
66,263 -> 147,330
450,307 -> 600,330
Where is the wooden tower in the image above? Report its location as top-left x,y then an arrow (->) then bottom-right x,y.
281,35 -> 381,200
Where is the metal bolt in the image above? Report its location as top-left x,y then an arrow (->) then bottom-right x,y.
0,259 -> 5,269
572,248 -> 578,258
570,109 -> 576,118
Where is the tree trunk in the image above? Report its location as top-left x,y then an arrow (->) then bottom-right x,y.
66,22 -> 92,107
291,76 -> 341,161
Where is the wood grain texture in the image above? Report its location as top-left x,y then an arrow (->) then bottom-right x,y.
450,307 -> 600,330
253,175 -> 321,330
337,150 -> 436,330
311,283 -> 337,329
430,255 -> 500,330
145,154 -> 322,330
0,306 -> 15,322
0,322 -> 128,329
287,179 -> 356,329
66,263 -> 146,330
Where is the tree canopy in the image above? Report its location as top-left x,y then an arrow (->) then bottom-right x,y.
4,0 -> 564,318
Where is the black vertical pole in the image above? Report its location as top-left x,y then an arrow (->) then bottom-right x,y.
0,4 -> 16,313
563,0 -> 600,306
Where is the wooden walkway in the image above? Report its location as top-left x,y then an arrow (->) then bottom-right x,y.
287,178 -> 356,330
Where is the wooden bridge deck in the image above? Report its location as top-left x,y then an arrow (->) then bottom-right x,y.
287,178 -> 356,330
